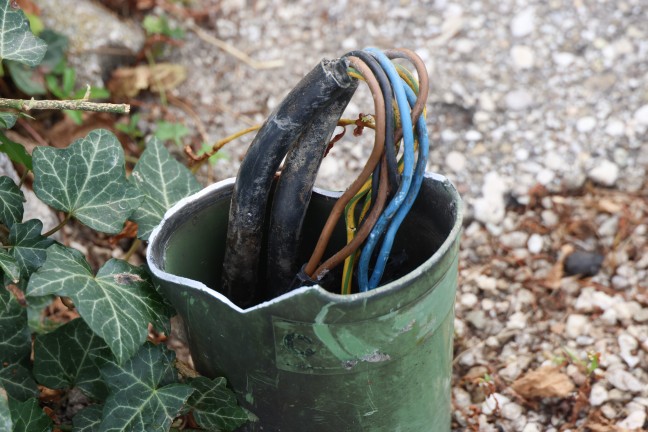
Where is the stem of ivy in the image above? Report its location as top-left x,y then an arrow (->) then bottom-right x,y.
123,238 -> 142,261
124,155 -> 139,165
0,97 -> 130,114
43,213 -> 72,237
18,169 -> 29,188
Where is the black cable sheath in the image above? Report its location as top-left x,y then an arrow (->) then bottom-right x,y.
266,82 -> 357,297
221,58 -> 354,308
345,50 -> 398,193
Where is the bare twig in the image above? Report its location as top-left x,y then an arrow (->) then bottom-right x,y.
186,21 -> 284,70
0,98 -> 130,114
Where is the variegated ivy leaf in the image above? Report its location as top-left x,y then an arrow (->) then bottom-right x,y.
0,387 -> 11,432
0,249 -> 19,283
33,318 -> 114,400
8,397 -> 52,432
0,288 -> 31,366
26,244 -> 171,364
187,376 -> 249,431
130,137 -> 201,240
100,343 -> 193,432
0,288 -> 36,402
0,176 -> 24,228
33,129 -> 143,234
0,365 -> 37,401
8,219 -> 55,286
72,404 -> 102,432
0,113 -> 17,129
0,0 -> 47,67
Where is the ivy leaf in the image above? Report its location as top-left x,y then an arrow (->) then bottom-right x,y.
0,0 -> 47,67
130,137 -> 201,240
0,288 -> 31,366
8,397 -> 52,432
0,387 -> 11,432
0,133 -> 33,171
0,288 -> 36,402
187,376 -> 249,431
0,365 -> 38,401
0,113 -> 17,129
33,129 -> 143,234
33,318 -> 114,400
26,244 -> 171,364
0,176 -> 24,228
8,219 -> 54,283
72,405 -> 102,432
0,249 -> 20,283
100,343 -> 193,432
5,60 -> 46,95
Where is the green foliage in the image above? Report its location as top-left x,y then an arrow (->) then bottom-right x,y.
0,388 -> 11,432
99,343 -> 193,431
0,176 -> 24,228
155,121 -> 189,147
0,113 -> 18,129
33,318 -> 114,400
130,137 -> 201,240
72,404 -> 102,432
33,129 -> 143,234
26,244 -> 171,364
0,10 -> 248,431
0,1 -> 47,66
186,377 -> 249,431
142,14 -> 185,39
115,113 -> 144,141
7,220 -> 55,288
8,397 -> 52,432
0,132 -> 33,170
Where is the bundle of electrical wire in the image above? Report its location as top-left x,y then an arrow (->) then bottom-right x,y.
221,48 -> 429,308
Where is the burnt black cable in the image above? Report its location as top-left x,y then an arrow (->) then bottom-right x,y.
266,82 -> 358,297
221,58 -> 355,307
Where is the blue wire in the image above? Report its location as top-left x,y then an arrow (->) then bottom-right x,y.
368,84 -> 429,289
358,48 -> 416,292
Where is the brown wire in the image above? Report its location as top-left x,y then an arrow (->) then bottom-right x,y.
385,48 -> 429,143
313,154 -> 389,279
304,56 -> 387,276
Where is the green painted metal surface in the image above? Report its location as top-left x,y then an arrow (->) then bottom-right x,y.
147,174 -> 462,431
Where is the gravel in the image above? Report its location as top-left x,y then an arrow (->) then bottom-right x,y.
42,0 -> 648,429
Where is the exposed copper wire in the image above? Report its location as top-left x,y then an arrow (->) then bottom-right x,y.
303,56 -> 387,277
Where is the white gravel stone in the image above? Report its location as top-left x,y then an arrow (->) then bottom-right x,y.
634,104 -> 648,126
553,52 -> 575,67
590,382 -> 609,406
565,314 -> 590,338
522,424 -> 542,432
511,45 -> 535,69
527,233 -> 543,254
605,119 -> 626,136
476,275 -> 497,292
445,151 -> 467,172
501,402 -> 524,420
482,393 -> 510,415
588,160 -> 619,187
607,368 -> 646,393
505,89 -> 534,110
465,130 -> 483,141
617,409 -> 647,430
576,116 -> 597,133
619,333 -> 640,368
460,292 -> 479,308
500,231 -> 529,249
510,8 -> 535,38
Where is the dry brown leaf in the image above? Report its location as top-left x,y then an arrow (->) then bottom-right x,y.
597,198 -> 623,214
108,64 -> 187,98
511,365 -> 575,399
